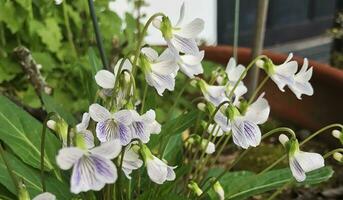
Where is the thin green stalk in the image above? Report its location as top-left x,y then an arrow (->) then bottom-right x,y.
247,76 -> 269,105
259,123 -> 343,175
166,80 -> 188,120
132,13 -> 164,75
207,132 -> 232,172
116,150 -> 125,200
0,144 -> 19,193
323,148 -> 343,159
41,112 -> 56,192
62,1 -> 77,58
140,83 -> 148,114
200,127 -> 296,197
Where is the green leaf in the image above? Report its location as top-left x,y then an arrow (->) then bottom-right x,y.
0,151 -> 72,199
41,93 -> 77,125
86,48 -> 102,103
32,52 -> 57,72
14,0 -> 32,12
0,95 -> 60,171
0,58 -> 22,83
207,167 -> 334,200
0,0 -> 26,33
36,18 -> 62,52
162,133 -> 183,163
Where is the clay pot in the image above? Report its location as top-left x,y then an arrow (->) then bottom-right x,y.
202,45 -> 343,131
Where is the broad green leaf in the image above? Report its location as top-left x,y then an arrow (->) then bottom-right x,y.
162,133 -> 183,163
41,93 -> 77,125
0,95 -> 60,171
36,18 -> 62,52
14,0 -> 32,12
32,52 -> 57,72
86,48 -> 102,103
207,167 -> 333,200
0,0 -> 26,33
0,151 -> 72,199
0,58 -> 22,83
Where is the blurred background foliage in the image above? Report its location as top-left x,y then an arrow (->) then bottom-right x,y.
0,0 -> 141,115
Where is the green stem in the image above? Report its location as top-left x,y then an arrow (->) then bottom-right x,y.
207,132 -> 232,172
166,80 -> 188,120
132,13 -> 165,75
233,0 -> 240,60
247,76 -> 269,105
116,150 -> 125,200
323,148 -> 343,159
0,144 -> 18,193
62,1 -> 78,58
140,83 -> 148,114
41,112 -> 56,192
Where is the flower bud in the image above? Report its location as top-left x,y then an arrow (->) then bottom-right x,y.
213,181 -> 225,200
190,79 -> 198,87
197,102 -> 206,111
188,181 -> 203,196
333,152 -> 343,162
216,76 -> 224,85
278,134 -> 289,146
255,59 -> 264,68
201,139 -> 215,154
18,181 -> 30,200
332,129 -> 343,144
47,120 -> 56,131
160,16 -> 173,39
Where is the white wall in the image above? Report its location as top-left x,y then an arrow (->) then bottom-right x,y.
109,0 -> 217,45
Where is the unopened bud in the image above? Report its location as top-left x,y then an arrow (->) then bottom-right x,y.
332,130 -> 341,139
201,140 -> 215,154
213,181 -> 225,200
124,71 -> 131,83
190,79 -> 197,87
216,76 -> 224,84
278,134 -> 289,146
197,102 -> 206,111
18,181 -> 30,200
188,181 -> 203,196
47,120 -> 56,131
255,59 -> 264,68
333,152 -> 343,162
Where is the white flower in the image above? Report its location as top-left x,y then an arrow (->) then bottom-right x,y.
199,79 -> 228,106
129,109 -> 161,143
225,57 -> 248,105
56,140 -> 122,194
201,140 -> 215,154
213,181 -> 225,200
140,47 -> 179,96
54,0 -> 63,5
76,112 -> 95,149
33,192 -> 56,200
153,2 -> 204,55
122,145 -> 143,179
95,59 -> 132,89
89,104 -> 133,145
214,93 -> 270,149
159,48 -> 204,78
146,155 -> 176,184
288,58 -> 314,99
279,134 -> 325,182
268,53 -> 298,92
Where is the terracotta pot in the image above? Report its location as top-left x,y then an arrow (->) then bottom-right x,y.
201,45 -> 343,131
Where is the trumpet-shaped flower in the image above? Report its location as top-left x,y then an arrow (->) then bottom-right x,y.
279,134 -> 325,182
259,53 -> 298,92
56,140 -> 122,193
140,47 -> 179,96
122,144 -> 143,179
153,3 -> 204,54
214,93 -> 270,149
129,109 -> 161,143
159,48 -> 204,78
288,58 -> 314,99
33,192 -> 56,200
89,104 -> 132,145
140,144 -> 176,184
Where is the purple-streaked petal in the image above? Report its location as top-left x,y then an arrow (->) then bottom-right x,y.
232,120 -> 261,149
81,130 -> 94,149
170,35 -> 199,55
214,111 -> 231,132
117,123 -> 132,146
141,47 -> 158,61
96,120 -> 117,142
90,155 -> 118,184
175,18 -> 204,38
113,109 -> 133,125
289,157 -> 306,182
166,166 -> 176,181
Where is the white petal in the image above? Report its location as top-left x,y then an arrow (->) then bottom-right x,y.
179,63 -> 203,78
33,192 -> 56,200
208,124 -> 224,137
151,60 -> 178,75
170,35 -> 199,55
89,104 -> 111,122
205,142 -> 215,154
295,151 -> 325,173
95,70 -> 116,89
146,156 -> 168,184
113,109 -> 133,125
152,18 -> 161,29
232,120 -> 261,149
203,85 -> 228,106
81,130 -> 95,149
141,47 -> 158,61
166,166 -> 177,181
180,50 -> 204,65
175,18 -> 205,38
158,48 -> 178,62
56,147 -> 84,170
90,139 -> 122,159
175,2 -> 185,26
226,57 -> 246,82
214,111 -> 231,132
244,93 -> 270,124
289,81 -> 313,100
145,72 -> 175,96
122,148 -> 143,179
76,112 -> 90,132
289,157 -> 306,182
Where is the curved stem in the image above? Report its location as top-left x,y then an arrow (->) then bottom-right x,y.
323,148 -> 343,159
132,13 -> 165,75
41,112 -> 56,192
87,0 -> 108,69
247,76 -> 269,105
